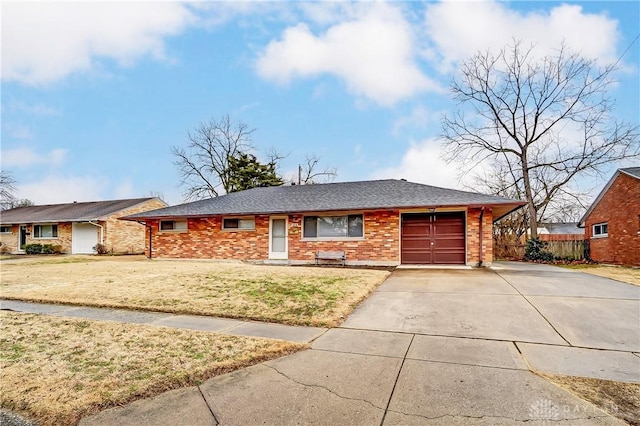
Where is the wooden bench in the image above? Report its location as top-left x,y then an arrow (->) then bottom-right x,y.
315,250 -> 346,266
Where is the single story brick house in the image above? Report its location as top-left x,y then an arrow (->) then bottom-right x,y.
0,198 -> 167,254
578,167 -> 640,266
122,180 -> 524,266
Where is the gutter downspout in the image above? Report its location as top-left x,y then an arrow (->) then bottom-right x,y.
87,221 -> 104,245
478,207 -> 485,267
138,221 -> 152,259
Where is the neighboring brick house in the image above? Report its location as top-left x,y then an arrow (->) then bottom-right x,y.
122,180 -> 524,266
578,167 -> 640,266
0,198 -> 167,254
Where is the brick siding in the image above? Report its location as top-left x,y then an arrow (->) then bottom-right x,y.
585,173 -> 640,266
105,198 -> 167,254
0,225 -> 19,253
466,208 -> 494,266
146,208 -> 496,266
4,222 -> 74,253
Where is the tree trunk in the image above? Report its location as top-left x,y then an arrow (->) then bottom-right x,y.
521,157 -> 538,239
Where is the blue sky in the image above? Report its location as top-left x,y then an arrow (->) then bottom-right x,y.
2,1 -> 639,206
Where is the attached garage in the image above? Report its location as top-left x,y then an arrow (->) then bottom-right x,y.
72,223 -> 98,254
401,212 -> 466,264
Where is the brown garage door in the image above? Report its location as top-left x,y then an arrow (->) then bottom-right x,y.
401,212 -> 465,264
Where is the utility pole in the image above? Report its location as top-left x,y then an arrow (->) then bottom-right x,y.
298,164 -> 302,185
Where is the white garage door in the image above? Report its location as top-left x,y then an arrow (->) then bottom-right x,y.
72,223 -> 98,254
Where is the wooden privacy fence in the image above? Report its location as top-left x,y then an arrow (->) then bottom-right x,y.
545,240 -> 587,260
495,240 -> 588,260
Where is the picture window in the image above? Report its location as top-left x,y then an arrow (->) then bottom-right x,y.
303,214 -> 363,238
34,224 -> 58,238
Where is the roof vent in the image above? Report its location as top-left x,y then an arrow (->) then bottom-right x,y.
400,178 -> 407,181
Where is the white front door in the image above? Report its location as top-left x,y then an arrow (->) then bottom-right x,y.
269,217 -> 288,260
72,223 -> 98,254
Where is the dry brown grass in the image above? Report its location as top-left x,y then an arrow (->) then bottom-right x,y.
560,264 -> 640,286
0,311 -> 305,426
542,373 -> 640,425
0,257 -> 390,326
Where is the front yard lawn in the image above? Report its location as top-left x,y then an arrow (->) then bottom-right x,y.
559,264 -> 640,286
0,257 -> 390,327
0,311 -> 304,426
542,373 -> 639,425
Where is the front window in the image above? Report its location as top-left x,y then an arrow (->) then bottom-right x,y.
34,224 -> 58,238
593,222 -> 608,237
303,214 -> 363,238
159,220 -> 188,231
0,226 -> 11,233
222,217 -> 255,230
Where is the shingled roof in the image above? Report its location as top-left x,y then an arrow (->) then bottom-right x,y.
124,179 -> 525,221
0,198 -> 160,224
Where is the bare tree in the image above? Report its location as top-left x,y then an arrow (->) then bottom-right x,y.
297,154 -> 337,185
442,41 -> 640,238
0,171 -> 17,210
172,114 -> 254,200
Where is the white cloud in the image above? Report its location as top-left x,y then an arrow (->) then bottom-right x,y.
2,147 -> 67,168
423,1 -> 620,72
5,101 -> 60,116
16,175 -> 108,204
392,105 -> 441,136
370,139 -> 462,189
256,3 -> 439,106
5,125 -> 34,141
114,180 -> 135,199
2,2 -> 196,84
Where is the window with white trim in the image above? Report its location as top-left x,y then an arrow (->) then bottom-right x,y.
592,222 -> 608,237
34,224 -> 58,238
0,226 -> 11,233
303,214 -> 363,238
222,217 -> 255,230
159,220 -> 188,231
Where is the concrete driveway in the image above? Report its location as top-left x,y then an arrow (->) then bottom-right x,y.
82,261 -> 639,425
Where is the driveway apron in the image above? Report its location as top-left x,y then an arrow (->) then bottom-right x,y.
80,263 -> 637,425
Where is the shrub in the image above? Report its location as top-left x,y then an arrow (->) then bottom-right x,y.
524,238 -> 554,262
41,244 -> 54,254
51,245 -> 64,254
24,244 -> 43,254
93,243 -> 109,255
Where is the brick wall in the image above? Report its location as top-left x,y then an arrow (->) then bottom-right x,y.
585,173 -> 640,266
20,222 -> 73,253
467,208 -> 494,266
146,215 -> 270,259
106,198 -> 167,254
288,210 -> 400,263
0,225 -> 18,253
145,208 -> 496,266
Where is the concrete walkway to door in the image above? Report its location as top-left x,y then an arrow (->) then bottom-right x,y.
78,261 -> 638,425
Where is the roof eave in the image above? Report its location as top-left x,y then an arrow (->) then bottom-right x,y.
120,200 -> 527,221
577,170 -> 622,227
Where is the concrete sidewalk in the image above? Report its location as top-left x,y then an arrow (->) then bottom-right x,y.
0,299 -> 326,343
